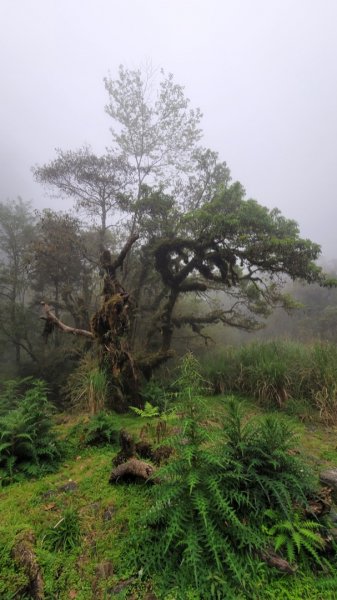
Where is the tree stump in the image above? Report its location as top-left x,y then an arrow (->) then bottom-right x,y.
12,530 -> 44,600
109,457 -> 157,484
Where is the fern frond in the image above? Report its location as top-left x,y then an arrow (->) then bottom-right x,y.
300,538 -> 323,565
163,508 -> 187,554
182,524 -> 203,586
292,530 -> 302,554
274,533 -> 287,552
286,539 -> 296,564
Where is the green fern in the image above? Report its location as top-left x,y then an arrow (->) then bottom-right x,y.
0,376 -> 34,416
265,510 -> 325,566
134,363 -> 321,597
130,401 -> 159,418
0,378 -> 62,485
81,411 -> 118,446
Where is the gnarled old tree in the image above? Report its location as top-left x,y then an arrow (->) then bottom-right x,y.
40,182 -> 326,411
133,182 -> 326,361
35,65 -> 328,411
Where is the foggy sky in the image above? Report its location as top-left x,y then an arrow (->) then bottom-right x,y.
1,0 -> 337,258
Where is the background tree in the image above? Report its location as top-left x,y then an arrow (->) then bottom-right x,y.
33,146 -> 131,244
254,266 -> 337,344
30,210 -> 94,330
0,199 -> 36,367
135,183 -> 323,370
104,65 -> 203,201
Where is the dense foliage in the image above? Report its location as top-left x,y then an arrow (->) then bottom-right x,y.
0,378 -> 62,484
0,356 -> 336,598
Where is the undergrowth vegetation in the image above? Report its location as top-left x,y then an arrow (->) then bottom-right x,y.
132,354 -> 333,599
1,352 -> 337,598
43,507 -> 82,552
69,411 -> 119,447
203,340 -> 337,423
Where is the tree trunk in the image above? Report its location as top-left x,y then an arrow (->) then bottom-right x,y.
41,234 -> 142,412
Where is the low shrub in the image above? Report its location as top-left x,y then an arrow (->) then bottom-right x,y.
0,376 -> 36,416
139,379 -> 172,413
222,399 -> 315,519
136,381 -> 260,597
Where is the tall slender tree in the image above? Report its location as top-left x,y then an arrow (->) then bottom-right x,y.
0,199 -> 36,365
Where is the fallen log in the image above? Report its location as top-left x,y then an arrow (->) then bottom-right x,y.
109,458 -> 157,484
260,549 -> 297,574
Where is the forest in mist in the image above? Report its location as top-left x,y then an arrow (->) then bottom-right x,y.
2,18 -> 337,596
1,63 -> 337,405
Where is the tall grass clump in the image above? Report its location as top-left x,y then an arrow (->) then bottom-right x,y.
43,507 -> 82,552
303,343 -> 337,424
203,341 -> 337,423
65,353 -> 109,414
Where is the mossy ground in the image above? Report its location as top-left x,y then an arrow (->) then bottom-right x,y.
1,397 -> 337,599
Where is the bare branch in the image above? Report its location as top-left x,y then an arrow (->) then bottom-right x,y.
40,302 -> 94,339
113,233 -> 139,270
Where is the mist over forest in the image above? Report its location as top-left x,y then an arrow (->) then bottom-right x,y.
1,55 -> 337,388
2,3 -> 337,599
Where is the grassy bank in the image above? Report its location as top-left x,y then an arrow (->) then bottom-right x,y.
0,395 -> 337,599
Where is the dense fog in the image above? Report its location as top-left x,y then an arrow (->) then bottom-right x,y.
2,0 -> 337,256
